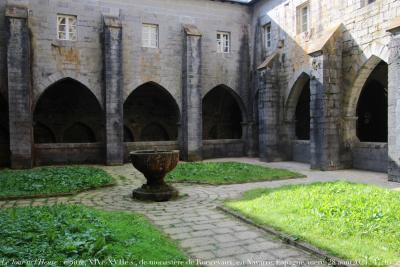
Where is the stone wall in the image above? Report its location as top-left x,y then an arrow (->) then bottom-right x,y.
202,139 -> 245,159
0,3 -> 8,166
292,140 -> 310,163
251,0 -> 399,171
34,143 -> 103,165
12,0 -> 251,111
352,142 -> 388,172
0,2 -> 6,98
1,0 -> 251,167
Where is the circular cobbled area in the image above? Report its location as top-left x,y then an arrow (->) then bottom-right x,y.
1,158 -> 395,267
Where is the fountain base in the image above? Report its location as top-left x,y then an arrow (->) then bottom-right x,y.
132,184 -> 179,202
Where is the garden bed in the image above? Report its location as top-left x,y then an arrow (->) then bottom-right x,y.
166,162 -> 303,185
0,205 -> 192,266
225,181 -> 400,266
0,166 -> 115,200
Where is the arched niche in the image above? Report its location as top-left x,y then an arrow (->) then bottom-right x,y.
33,78 -> 103,144
123,82 -> 180,142
202,85 -> 245,140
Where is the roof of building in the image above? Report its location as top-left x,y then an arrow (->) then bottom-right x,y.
210,0 -> 257,6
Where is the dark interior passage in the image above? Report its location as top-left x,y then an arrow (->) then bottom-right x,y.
356,61 -> 388,142
124,82 -> 180,142
63,123 -> 96,143
295,79 -> 310,140
140,123 -> 169,141
203,86 -> 243,139
124,126 -> 134,142
34,122 -> 56,144
33,78 -> 103,143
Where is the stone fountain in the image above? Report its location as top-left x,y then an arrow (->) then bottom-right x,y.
130,149 -> 179,202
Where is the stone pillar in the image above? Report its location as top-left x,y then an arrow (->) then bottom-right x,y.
6,6 -> 33,169
309,50 -> 342,170
245,121 -> 256,157
103,16 -> 123,165
258,64 -> 281,162
387,22 -> 400,182
343,116 -> 359,145
181,25 -> 202,161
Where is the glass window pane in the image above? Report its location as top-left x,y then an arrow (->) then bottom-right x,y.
58,32 -> 66,40
58,17 -> 66,24
69,32 -> 76,41
69,17 -> 76,26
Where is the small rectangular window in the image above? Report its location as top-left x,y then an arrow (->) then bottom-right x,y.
264,23 -> 272,49
296,2 -> 309,34
217,32 -> 230,53
57,14 -> 77,41
142,24 -> 159,48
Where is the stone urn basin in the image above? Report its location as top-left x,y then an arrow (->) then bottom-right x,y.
130,150 -> 179,202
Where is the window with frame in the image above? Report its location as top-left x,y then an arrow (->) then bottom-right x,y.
264,23 -> 272,49
142,24 -> 159,48
217,32 -> 230,53
296,2 -> 309,34
57,14 -> 77,41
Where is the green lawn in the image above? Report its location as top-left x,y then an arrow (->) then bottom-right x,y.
0,205 -> 192,266
165,162 -> 303,185
225,181 -> 400,266
0,166 -> 114,199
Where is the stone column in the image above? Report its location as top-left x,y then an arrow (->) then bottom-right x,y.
387,22 -> 400,182
181,25 -> 202,161
258,64 -> 281,162
309,50 -> 342,170
6,6 -> 33,169
103,16 -> 123,165
245,121 -> 256,157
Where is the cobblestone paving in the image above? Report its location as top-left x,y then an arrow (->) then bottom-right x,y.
1,159 -> 398,267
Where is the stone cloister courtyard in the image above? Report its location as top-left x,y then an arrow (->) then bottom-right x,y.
1,158 -> 399,266
2,0 -> 400,266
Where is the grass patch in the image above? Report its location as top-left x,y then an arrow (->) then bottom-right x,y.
0,166 -> 114,199
225,181 -> 400,266
0,205 -> 192,266
165,162 -> 303,185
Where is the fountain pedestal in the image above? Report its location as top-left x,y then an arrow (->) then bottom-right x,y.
130,150 -> 179,202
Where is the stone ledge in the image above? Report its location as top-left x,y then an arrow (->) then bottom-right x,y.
387,18 -> 400,34
354,142 -> 387,149
307,24 -> 342,56
203,139 -> 244,145
51,39 -> 77,48
103,15 -> 122,28
124,141 -> 178,146
5,5 -> 28,19
34,142 -> 102,149
183,24 -> 202,36
217,205 -> 356,267
257,50 -> 279,70
292,139 -> 310,145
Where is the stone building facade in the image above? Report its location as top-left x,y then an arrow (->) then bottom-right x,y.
1,0 -> 400,181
